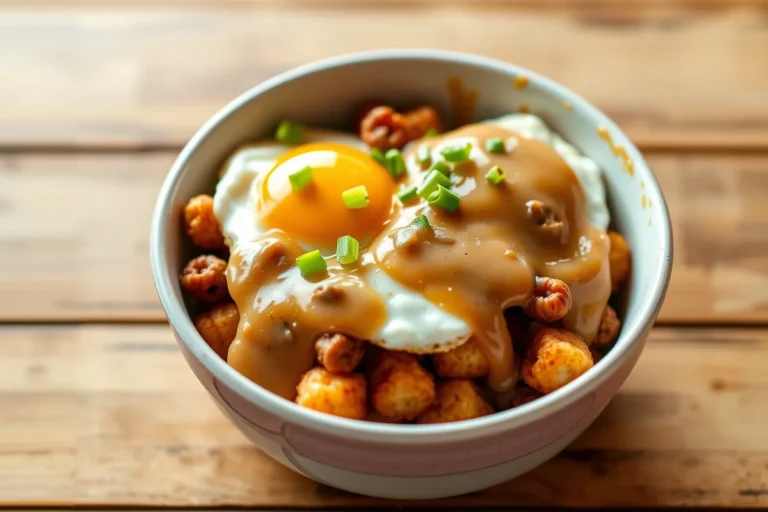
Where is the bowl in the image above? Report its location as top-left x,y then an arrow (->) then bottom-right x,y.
150,49 -> 673,499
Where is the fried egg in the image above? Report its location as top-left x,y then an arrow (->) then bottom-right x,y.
214,128 -> 472,353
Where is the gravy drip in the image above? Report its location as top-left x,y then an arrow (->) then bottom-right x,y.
224,123 -> 610,399
226,234 -> 387,399
374,124 -> 610,392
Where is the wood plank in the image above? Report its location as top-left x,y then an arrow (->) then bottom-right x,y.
0,7 -> 766,148
1,324 -> 766,507
1,152 -> 767,324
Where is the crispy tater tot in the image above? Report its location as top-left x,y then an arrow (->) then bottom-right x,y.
193,302 -> 239,359
370,351 -> 435,421
608,231 -> 631,292
524,276 -> 572,323
315,333 -> 365,374
183,195 -> 226,250
522,327 -> 593,394
417,380 -> 493,424
181,254 -> 228,303
403,106 -> 442,140
591,304 -> 621,348
295,367 -> 367,420
360,106 -> 410,151
432,337 -> 489,379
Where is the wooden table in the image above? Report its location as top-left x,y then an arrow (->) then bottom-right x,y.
1,1 -> 767,509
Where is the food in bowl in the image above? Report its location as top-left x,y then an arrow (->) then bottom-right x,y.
179,104 -> 631,424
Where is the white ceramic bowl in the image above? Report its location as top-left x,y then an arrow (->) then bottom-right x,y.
150,50 -> 673,499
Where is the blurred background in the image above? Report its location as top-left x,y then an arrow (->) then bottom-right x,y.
1,0 -> 766,508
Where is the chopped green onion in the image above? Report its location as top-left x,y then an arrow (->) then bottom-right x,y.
370,148 -> 386,166
296,250 -> 327,277
417,146 -> 432,168
410,214 -> 431,230
336,235 -> 360,265
288,165 -> 313,191
429,161 -> 451,176
417,169 -> 451,199
342,185 -> 369,209
385,149 -> 406,177
396,185 -> 418,204
440,142 -> 472,163
425,128 -> 440,138
428,185 -> 461,212
275,120 -> 305,144
485,165 -> 506,185
486,137 -> 505,154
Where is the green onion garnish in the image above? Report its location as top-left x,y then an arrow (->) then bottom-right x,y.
385,149 -> 406,178
275,120 -> 305,144
425,128 -> 440,138
296,250 -> 327,277
429,161 -> 451,176
417,146 -> 432,168
410,214 -> 431,230
396,185 -> 418,204
342,185 -> 369,209
417,169 -> 451,199
485,165 -> 506,185
486,137 -> 505,154
336,235 -> 360,265
440,142 -> 472,163
288,165 -> 313,191
428,185 -> 461,212
370,148 -> 386,166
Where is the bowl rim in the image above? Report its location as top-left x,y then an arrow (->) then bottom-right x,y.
150,49 -> 673,443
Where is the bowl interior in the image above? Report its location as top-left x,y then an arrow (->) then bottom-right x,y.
155,51 -> 672,437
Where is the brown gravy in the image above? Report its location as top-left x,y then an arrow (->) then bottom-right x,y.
225,123 -> 610,399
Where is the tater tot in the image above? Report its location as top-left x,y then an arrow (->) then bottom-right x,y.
315,333 -> 365,374
370,351 -> 435,421
522,327 -> 593,394
524,276 -> 572,323
295,367 -> 367,420
591,304 -> 621,348
608,231 -> 631,292
417,380 -> 493,424
432,338 -> 489,379
183,195 -> 226,250
193,302 -> 239,359
181,254 -> 229,303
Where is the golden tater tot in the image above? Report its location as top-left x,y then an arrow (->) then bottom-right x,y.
417,380 -> 493,424
608,231 -> 631,292
522,327 -> 593,394
295,367 -> 367,420
183,195 -> 226,250
433,338 -> 489,379
181,254 -> 228,303
315,333 -> 365,374
524,276 -> 572,323
193,302 -> 239,359
591,304 -> 621,349
370,351 -> 435,422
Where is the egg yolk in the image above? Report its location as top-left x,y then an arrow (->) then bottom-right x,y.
260,142 -> 395,249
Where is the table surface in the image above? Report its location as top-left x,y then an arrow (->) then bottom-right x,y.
1,1 -> 767,509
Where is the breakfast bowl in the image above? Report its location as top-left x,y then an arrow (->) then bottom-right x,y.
150,49 -> 673,499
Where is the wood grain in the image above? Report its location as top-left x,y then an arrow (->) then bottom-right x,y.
1,151 -> 767,323
0,7 -> 766,149
1,324 -> 766,507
